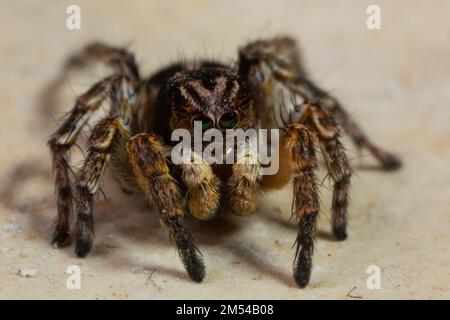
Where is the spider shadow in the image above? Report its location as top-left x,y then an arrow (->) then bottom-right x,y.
257,202 -> 340,242
95,193 -> 298,286
264,214 -> 339,242
98,195 -> 304,288
218,201 -> 344,289
226,241 -> 298,289
353,164 -> 403,173
3,164 -> 244,282
0,160 -> 51,209
4,160 -> 305,287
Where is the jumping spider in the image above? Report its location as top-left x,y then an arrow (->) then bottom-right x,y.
48,37 -> 401,288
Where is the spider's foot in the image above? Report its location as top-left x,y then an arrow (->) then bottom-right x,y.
180,246 -> 205,283
294,253 -> 312,288
229,187 -> 259,217
332,225 -> 348,241
74,238 -> 92,258
380,153 -> 402,171
51,231 -> 71,248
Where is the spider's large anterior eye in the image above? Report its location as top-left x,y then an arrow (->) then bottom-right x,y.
192,115 -> 214,132
219,112 -> 239,129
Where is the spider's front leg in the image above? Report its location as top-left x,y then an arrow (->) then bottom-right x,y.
126,133 -> 205,282
282,124 -> 320,288
74,117 -> 130,256
261,103 -> 350,287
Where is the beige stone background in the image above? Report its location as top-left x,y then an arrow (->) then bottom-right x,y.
0,0 -> 449,300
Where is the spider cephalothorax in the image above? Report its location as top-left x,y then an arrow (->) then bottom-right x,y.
47,37 -> 401,288
152,67 -> 255,143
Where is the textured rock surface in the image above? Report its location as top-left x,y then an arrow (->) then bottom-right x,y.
0,0 -> 449,299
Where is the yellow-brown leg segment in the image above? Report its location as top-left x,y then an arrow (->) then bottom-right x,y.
74,117 -> 129,257
284,124 -> 320,288
180,152 -> 221,220
228,144 -> 262,216
126,134 -> 205,282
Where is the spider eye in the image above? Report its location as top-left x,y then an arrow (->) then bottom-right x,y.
192,115 -> 214,132
219,112 -> 239,129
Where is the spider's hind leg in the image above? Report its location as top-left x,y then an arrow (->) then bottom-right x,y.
239,36 -> 402,170
292,66 -> 402,170
314,95 -> 401,171
48,75 -> 121,247
48,75 -> 136,249
41,42 -> 141,121
57,42 -> 140,84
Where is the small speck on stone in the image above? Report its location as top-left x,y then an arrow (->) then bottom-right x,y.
131,266 -> 145,273
385,81 -> 403,99
18,268 -> 37,278
4,220 -> 21,234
